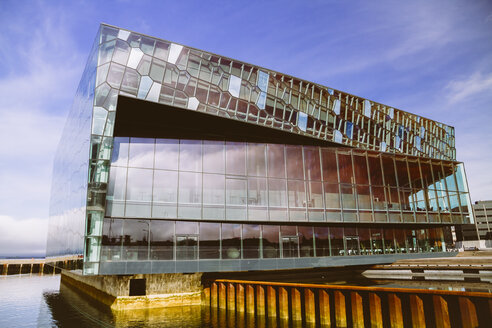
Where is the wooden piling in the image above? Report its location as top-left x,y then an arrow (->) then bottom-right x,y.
458,297 -> 478,328
291,287 -> 302,322
267,286 -> 277,318
211,282 -> 218,308
409,294 -> 425,328
278,287 -> 289,321
304,288 -> 316,325
334,290 -> 347,327
236,283 -> 245,313
319,289 -> 331,327
256,285 -> 266,317
202,286 -> 211,306
433,295 -> 450,328
246,284 -> 255,315
219,282 -> 227,310
227,283 -> 235,311
351,291 -> 364,328
388,293 -> 404,328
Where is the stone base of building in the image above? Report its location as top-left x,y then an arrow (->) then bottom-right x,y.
61,270 -> 202,310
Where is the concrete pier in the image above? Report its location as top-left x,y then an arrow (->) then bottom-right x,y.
61,270 -> 202,311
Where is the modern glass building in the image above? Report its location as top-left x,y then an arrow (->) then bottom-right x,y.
47,24 -> 474,275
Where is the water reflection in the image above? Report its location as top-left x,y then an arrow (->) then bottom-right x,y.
0,274 -> 489,327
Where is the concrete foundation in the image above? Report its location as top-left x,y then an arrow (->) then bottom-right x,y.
61,270 -> 202,310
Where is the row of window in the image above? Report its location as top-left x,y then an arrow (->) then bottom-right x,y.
110,138 -> 465,191
100,218 -> 449,262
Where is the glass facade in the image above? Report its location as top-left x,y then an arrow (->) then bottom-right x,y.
99,218 -> 448,274
46,24 -> 473,275
106,138 -> 471,224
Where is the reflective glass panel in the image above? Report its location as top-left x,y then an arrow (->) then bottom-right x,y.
150,220 -> 174,260
262,225 -> 279,258
128,138 -> 154,168
179,140 -> 202,172
122,219 -> 149,260
199,222 -> 220,259
242,224 -> 260,258
221,223 -> 241,259
155,139 -> 179,170
203,141 -> 225,174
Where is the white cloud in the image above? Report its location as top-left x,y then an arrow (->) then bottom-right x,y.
0,216 -> 48,257
0,5 -> 84,221
445,72 -> 492,104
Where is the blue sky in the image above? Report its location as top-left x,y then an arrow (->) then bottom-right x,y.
1,0 -> 491,256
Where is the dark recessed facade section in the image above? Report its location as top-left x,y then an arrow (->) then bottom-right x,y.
114,95 -> 343,147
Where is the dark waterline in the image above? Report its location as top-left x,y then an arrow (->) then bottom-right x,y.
0,274 -> 490,327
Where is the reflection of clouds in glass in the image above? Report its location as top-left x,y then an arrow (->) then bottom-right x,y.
176,221 -> 198,234
129,138 -> 154,168
155,139 -> 179,170
203,141 -> 225,173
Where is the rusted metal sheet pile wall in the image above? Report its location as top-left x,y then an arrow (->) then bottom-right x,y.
203,279 -> 491,327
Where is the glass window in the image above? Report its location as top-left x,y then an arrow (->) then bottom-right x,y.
399,189 -> 413,211
371,229 -> 383,254
394,229 -> 406,253
381,156 -> 397,187
395,158 -> 411,188
420,160 -> 434,189
101,218 -> 123,261
128,138 -> 154,168
203,141 -> 225,174
337,153 -> 354,184
106,166 -> 127,217
176,235 -> 198,260
344,227 -> 359,255
321,149 -> 338,183
203,174 -> 225,220
268,178 -> 287,220
248,177 -> 268,220
262,225 -> 280,258
340,185 -> 356,210
122,219 -> 149,260
329,227 -> 344,256
314,226 -> 329,257
304,147 -> 321,181
111,137 -> 129,166
242,224 -> 260,259
383,229 -> 396,254
178,172 -> 202,219
152,170 -> 178,218
357,185 -> 371,210
358,228 -> 371,255
323,183 -> 340,209
298,226 -> 314,257
176,221 -> 198,234
247,144 -> 266,177
416,229 -> 429,252
150,220 -> 174,260
267,144 -> 285,178
408,158 -> 423,189
286,146 -> 304,179
226,178 -> 247,220
288,180 -> 306,220
179,140 -> 202,172
353,154 -> 369,185
155,139 -> 179,170
125,168 -> 153,218
221,223 -> 241,259
226,142 -> 246,176
199,223 -> 220,259
307,181 -> 324,221
367,155 -> 383,186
